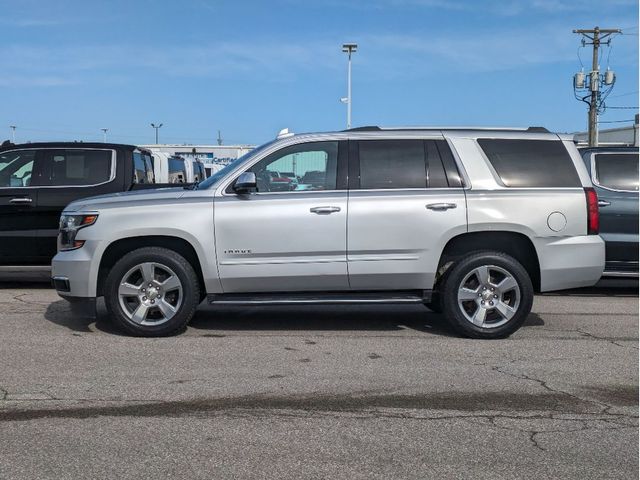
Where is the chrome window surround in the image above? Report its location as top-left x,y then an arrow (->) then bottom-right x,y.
216,132 -> 471,196
0,148 -> 117,189
589,151 -> 639,194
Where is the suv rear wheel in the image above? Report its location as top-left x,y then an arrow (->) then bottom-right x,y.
441,251 -> 533,339
104,247 -> 201,336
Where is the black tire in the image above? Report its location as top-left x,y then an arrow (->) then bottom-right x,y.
441,251 -> 533,339
104,247 -> 201,337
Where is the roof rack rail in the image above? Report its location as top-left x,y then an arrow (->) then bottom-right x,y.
343,126 -> 551,133
342,126 -> 382,132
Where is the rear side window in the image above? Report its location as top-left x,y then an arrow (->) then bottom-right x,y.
38,149 -> 112,186
594,153 -> 639,192
358,140 -> 426,189
478,139 -> 581,188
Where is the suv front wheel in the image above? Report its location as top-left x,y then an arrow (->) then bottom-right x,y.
441,251 -> 534,339
104,247 -> 201,336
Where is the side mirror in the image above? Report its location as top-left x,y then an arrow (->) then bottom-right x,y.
233,171 -> 257,194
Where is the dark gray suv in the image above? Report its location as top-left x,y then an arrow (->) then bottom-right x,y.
579,146 -> 639,277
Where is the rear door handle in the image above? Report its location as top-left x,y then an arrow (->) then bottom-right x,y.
9,197 -> 34,205
310,206 -> 341,214
598,200 -> 611,207
426,203 -> 457,211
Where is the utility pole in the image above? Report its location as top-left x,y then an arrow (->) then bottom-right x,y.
341,43 -> 358,129
9,125 -> 16,143
101,128 -> 108,143
573,27 -> 621,146
151,123 -> 163,144
217,130 -> 223,146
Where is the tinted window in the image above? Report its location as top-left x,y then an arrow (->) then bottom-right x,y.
0,150 -> 36,187
38,149 -> 112,186
359,140 -> 426,189
142,153 -> 155,183
595,153 -> 639,192
478,139 -> 581,188
133,152 -> 148,184
243,141 -> 338,193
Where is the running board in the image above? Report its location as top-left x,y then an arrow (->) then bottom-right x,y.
207,290 -> 432,305
602,271 -> 639,278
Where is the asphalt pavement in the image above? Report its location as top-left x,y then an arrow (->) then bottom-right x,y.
0,278 -> 637,479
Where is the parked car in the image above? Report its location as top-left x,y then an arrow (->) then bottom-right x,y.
579,146 -> 639,277
52,127 -> 604,339
0,141 -> 177,267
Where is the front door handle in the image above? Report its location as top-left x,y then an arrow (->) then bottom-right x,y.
598,200 -> 611,207
426,203 -> 457,211
9,197 -> 33,205
310,206 -> 341,214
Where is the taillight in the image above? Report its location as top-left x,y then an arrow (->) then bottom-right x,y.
584,187 -> 599,235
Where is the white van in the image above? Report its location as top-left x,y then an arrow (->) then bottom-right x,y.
151,152 -> 188,184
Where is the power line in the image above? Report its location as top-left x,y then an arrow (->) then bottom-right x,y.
606,106 -> 639,109
598,119 -> 635,123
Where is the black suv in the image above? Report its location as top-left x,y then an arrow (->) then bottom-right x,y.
0,142 -> 158,266
579,146 -> 639,277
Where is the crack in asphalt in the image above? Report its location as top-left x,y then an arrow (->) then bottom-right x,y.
576,328 -> 640,349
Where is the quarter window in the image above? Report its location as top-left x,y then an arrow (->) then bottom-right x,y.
38,150 -> 112,186
0,150 -> 36,187
594,153 -> 639,192
478,139 -> 581,188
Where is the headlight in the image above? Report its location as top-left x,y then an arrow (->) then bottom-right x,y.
58,213 -> 98,251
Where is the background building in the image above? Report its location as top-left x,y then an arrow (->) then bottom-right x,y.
141,144 -> 255,166
573,115 -> 639,146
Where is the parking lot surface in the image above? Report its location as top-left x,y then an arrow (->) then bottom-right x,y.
0,279 -> 637,479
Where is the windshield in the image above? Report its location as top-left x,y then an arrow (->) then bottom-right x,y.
196,140 -> 276,190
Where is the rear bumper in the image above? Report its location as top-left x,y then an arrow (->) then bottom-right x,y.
537,235 -> 605,292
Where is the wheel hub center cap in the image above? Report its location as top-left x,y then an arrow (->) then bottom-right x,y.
146,286 -> 159,300
482,290 -> 494,302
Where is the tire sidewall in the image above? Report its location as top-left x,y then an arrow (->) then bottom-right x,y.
442,252 -> 534,339
105,247 -> 200,336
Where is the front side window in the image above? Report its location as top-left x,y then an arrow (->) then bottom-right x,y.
38,149 -> 112,186
358,140 -> 426,189
594,153 -> 639,192
478,139 -> 581,188
244,141 -> 338,193
0,150 -> 36,187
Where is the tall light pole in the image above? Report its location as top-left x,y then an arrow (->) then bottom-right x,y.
341,43 -> 357,129
151,123 -> 163,144
101,128 -> 108,143
9,125 -> 16,143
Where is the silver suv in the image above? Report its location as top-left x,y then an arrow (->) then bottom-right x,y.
51,127 -> 605,338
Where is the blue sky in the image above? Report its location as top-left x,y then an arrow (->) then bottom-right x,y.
1,0 -> 638,146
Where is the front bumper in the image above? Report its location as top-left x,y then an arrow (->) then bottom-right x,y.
537,235 -> 605,292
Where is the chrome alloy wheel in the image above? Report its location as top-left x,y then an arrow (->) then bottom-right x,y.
117,262 -> 183,325
457,265 -> 521,329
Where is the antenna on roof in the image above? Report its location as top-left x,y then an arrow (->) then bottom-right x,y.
276,128 -> 295,139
